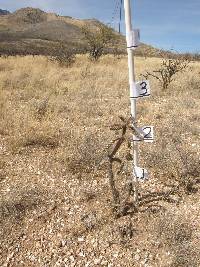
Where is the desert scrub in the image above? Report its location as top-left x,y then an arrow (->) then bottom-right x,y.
49,43 -> 76,67
142,55 -> 190,90
0,55 -> 200,267
141,117 -> 200,194
64,131 -> 107,174
9,111 -> 60,152
151,211 -> 200,267
0,95 -> 61,152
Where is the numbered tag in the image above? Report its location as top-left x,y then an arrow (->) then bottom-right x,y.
134,166 -> 148,181
133,126 -> 154,142
131,80 -> 151,99
127,29 -> 140,49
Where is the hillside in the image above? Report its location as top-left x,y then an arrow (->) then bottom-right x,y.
0,7 -> 159,57
0,9 -> 10,15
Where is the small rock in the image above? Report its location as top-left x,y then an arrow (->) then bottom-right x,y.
69,256 -> 75,262
136,248 -> 141,253
60,240 -> 67,247
148,254 -> 154,260
113,252 -> 119,258
135,254 -> 140,261
79,251 -> 85,257
78,237 -> 85,242
94,258 -> 101,265
101,260 -> 108,266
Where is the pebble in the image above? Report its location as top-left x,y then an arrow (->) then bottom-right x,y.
79,251 -> 85,257
94,258 -> 101,265
101,260 -> 108,266
78,237 -> 85,242
60,240 -> 67,247
135,254 -> 141,261
113,252 -> 119,258
69,256 -> 75,262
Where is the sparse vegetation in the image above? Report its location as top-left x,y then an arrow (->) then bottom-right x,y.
151,212 -> 200,267
0,55 -> 199,266
112,46 -> 125,59
12,7 -> 47,24
49,43 -> 76,67
142,54 -> 190,89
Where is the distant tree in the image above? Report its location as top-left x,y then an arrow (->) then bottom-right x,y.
81,24 -> 117,61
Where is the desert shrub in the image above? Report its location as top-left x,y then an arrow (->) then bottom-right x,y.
67,133 -> 105,174
13,123 -> 59,151
49,43 -> 76,67
82,24 -> 117,61
31,97 -> 49,120
0,189 -> 43,221
142,55 -> 190,89
181,52 -> 200,61
169,143 -> 200,193
8,108 -> 60,152
142,118 -> 200,194
112,47 -> 125,59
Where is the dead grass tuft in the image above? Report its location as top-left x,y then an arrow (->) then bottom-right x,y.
0,188 -> 42,221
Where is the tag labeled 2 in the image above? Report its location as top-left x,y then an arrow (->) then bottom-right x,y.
134,166 -> 148,181
127,29 -> 140,49
131,80 -> 151,99
133,126 -> 154,142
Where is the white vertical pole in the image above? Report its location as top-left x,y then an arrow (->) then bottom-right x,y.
124,0 -> 139,203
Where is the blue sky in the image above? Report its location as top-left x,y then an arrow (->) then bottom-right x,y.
0,0 -> 199,52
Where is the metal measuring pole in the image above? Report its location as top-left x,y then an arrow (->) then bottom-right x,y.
124,0 -> 139,203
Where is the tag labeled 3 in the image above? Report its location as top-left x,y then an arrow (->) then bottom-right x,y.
131,80 -> 151,99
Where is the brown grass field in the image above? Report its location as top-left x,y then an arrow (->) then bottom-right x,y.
0,55 -> 200,266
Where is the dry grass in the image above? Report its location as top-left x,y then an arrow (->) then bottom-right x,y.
0,55 -> 199,266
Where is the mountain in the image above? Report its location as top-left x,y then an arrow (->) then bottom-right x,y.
0,7 -> 160,57
0,9 -> 10,15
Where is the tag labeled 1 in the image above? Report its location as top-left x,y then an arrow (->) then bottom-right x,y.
131,80 -> 151,99
133,126 -> 154,142
127,29 -> 140,49
134,166 -> 148,181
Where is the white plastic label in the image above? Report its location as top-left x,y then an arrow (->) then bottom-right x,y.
128,29 -> 140,49
134,166 -> 148,181
131,80 -> 151,99
133,126 -> 154,142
